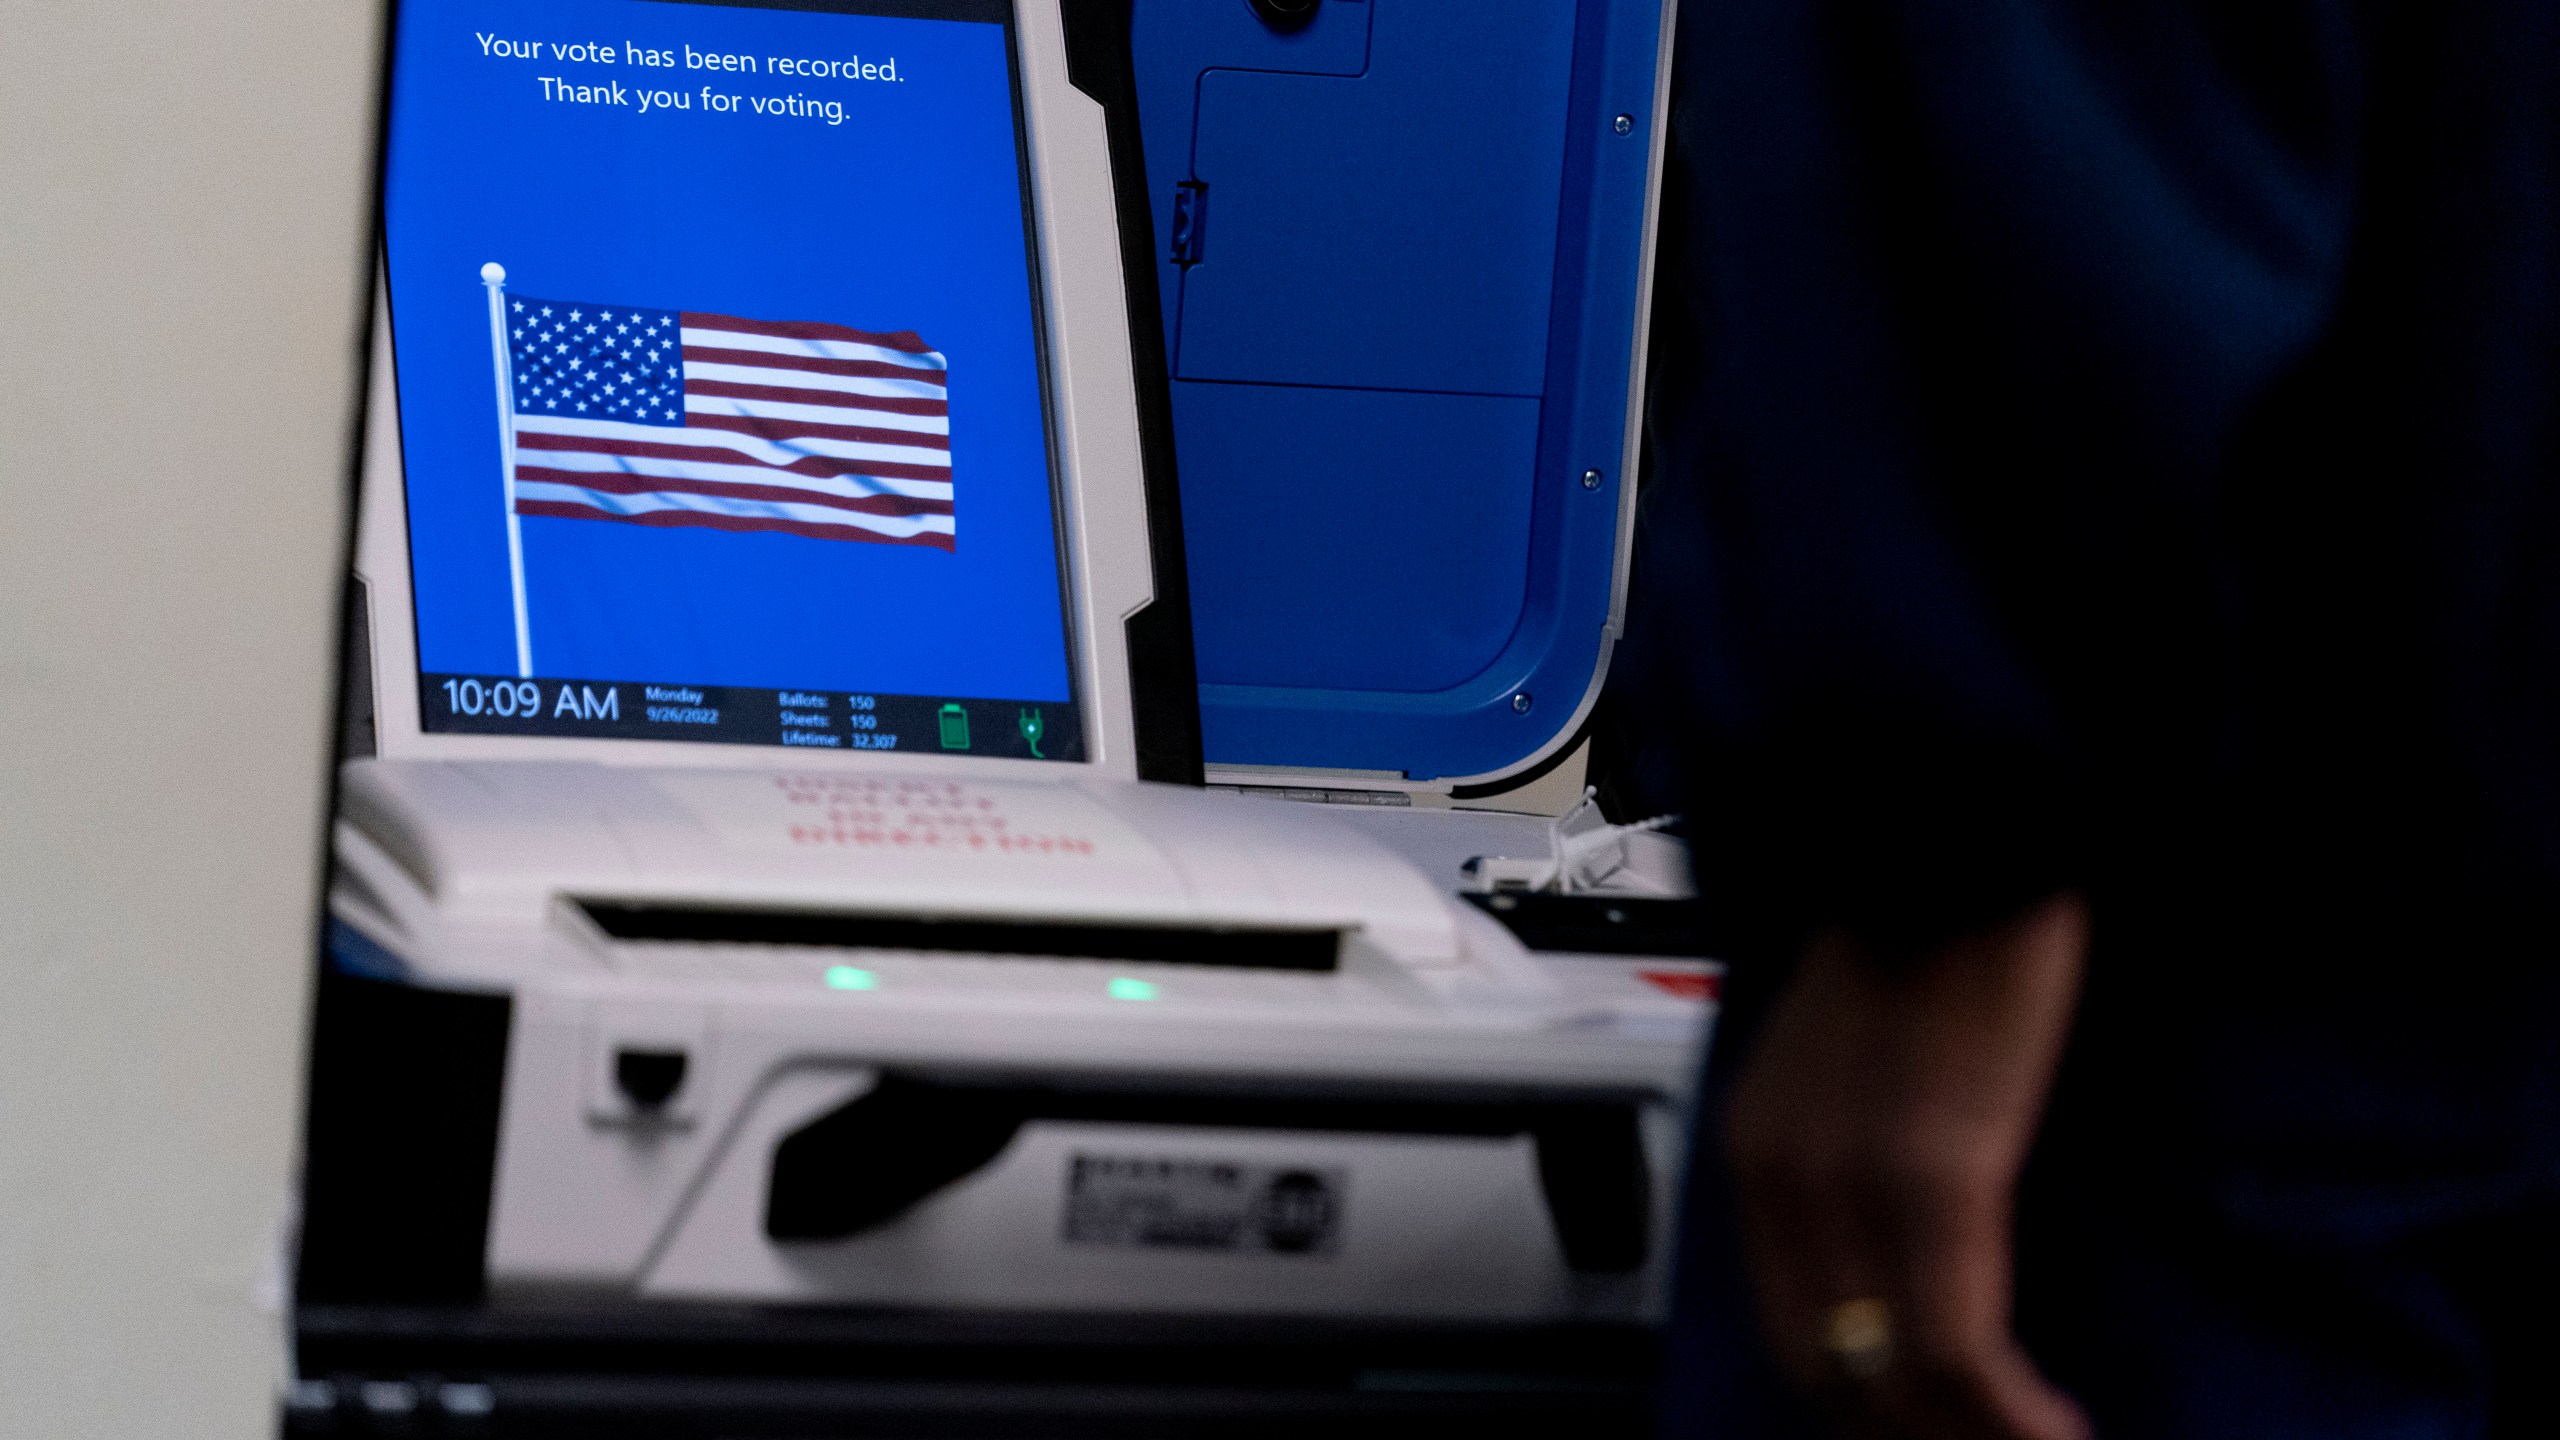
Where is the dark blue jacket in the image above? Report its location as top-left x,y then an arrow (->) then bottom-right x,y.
1639,0 -> 2560,994
1640,0 -> 2560,950
1637,0 -> 2560,1421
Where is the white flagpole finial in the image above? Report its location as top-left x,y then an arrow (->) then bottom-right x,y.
480,261 -> 506,284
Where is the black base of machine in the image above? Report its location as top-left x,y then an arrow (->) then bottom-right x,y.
286,1302 -> 1660,1438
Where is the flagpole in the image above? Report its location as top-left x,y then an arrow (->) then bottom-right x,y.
481,261 -> 533,679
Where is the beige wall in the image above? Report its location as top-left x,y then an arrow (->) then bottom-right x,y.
0,1 -> 379,1432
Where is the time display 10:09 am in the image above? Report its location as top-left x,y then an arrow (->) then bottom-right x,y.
439,677 -> 621,721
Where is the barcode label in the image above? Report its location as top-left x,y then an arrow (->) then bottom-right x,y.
1063,1154 -> 1344,1256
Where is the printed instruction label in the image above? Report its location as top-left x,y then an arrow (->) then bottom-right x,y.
1063,1154 -> 1344,1256
652,772 -> 1155,864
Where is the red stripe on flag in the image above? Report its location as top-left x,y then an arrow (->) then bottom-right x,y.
516,499 -> 956,551
685,376 -> 951,417
685,344 -> 948,386
514,466 -> 954,517
683,413 -> 958,475
682,311 -> 936,354
516,429 -> 951,473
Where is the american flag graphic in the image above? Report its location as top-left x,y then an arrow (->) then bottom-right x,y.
502,295 -> 954,550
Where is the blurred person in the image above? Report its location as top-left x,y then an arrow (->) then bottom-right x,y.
1629,1 -> 2560,1435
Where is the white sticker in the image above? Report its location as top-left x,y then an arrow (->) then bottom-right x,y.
1064,1154 -> 1345,1256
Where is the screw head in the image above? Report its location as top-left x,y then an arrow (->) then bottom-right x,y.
1511,692 -> 1534,714
1581,468 -> 1603,490
1613,114 -> 1635,136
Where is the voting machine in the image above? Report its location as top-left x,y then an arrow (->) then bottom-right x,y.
296,0 -> 1704,1400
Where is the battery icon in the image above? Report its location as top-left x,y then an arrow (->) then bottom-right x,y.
937,703 -> 970,750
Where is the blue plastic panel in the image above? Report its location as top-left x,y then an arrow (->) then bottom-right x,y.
1135,0 -> 1667,782
1176,383 -> 1540,693
1176,8 -> 1574,395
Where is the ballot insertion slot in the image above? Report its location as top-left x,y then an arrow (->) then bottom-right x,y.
574,901 -> 1343,972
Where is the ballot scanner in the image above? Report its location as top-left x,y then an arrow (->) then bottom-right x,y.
299,0 -> 1703,1369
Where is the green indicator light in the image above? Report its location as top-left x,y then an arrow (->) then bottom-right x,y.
1106,977 -> 1159,1002
824,966 -> 878,991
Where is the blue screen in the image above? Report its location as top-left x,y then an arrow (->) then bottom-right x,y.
382,0 -> 1079,752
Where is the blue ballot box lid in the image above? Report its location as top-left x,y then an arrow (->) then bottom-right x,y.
1131,0 -> 1674,794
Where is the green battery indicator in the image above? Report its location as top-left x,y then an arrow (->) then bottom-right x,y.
937,703 -> 970,750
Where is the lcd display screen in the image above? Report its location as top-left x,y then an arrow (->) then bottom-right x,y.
380,0 -> 1083,762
